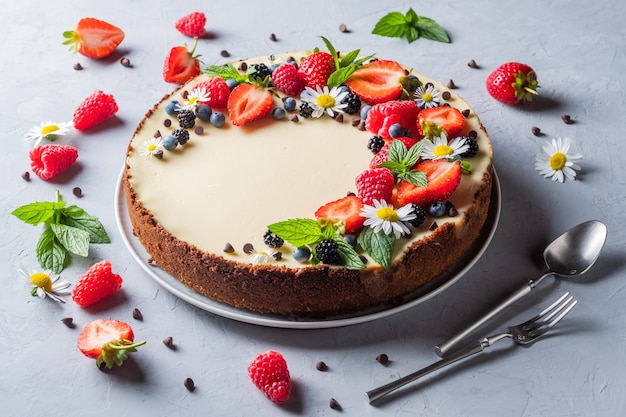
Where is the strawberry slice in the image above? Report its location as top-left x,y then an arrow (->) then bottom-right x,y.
62,18 -> 125,59
227,84 -> 273,126
77,319 -> 145,369
418,106 -> 465,139
163,39 -> 200,84
365,100 -> 420,139
395,160 -> 461,207
315,195 -> 365,235
345,60 -> 406,104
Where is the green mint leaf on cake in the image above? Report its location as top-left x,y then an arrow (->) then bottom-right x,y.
372,8 -> 450,44
378,139 -> 428,187
357,227 -> 395,270
320,36 -> 374,87
335,238 -> 366,270
203,63 -> 250,84
268,218 -> 324,248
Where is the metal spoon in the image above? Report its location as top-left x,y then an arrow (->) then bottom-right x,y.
435,220 -> 607,357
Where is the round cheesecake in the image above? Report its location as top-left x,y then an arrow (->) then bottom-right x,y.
123,51 -> 493,317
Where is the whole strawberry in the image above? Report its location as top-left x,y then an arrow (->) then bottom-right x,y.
248,350 -> 291,404
175,12 -> 206,38
297,51 -> 336,89
72,260 -> 122,308
73,90 -> 118,131
78,319 -> 145,369
29,144 -> 78,180
271,63 -> 305,96
192,77 -> 230,109
355,168 -> 396,205
486,62 -> 539,105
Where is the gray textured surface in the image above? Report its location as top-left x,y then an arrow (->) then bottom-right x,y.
1,0 -> 625,415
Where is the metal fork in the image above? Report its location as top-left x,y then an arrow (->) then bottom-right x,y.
366,292 -> 577,404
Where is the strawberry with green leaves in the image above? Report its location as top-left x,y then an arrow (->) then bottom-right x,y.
72,90 -> 118,131
78,319 -> 145,369
486,62 -> 539,105
62,17 -> 125,59
297,51 -> 336,90
315,195 -> 365,235
163,39 -> 201,84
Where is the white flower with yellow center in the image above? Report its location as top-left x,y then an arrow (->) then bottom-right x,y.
414,84 -> 441,109
360,199 -> 416,239
17,265 -> 71,303
177,87 -> 210,110
300,86 -> 349,118
535,137 -> 582,182
24,121 -> 73,147
141,137 -> 164,158
265,55 -> 282,67
421,132 -> 470,160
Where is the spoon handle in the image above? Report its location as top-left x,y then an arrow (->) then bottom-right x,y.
434,278 -> 540,357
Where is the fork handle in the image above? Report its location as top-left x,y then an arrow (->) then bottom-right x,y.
366,340 -> 486,403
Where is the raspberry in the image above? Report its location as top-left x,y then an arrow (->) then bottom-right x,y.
193,77 -> 230,109
71,260 -> 123,308
355,168 -> 395,205
177,109 -> 196,128
72,90 -> 118,131
29,144 -> 78,180
365,100 -> 420,139
271,64 -> 305,96
263,230 -> 284,248
248,350 -> 291,404
175,12 -> 206,38
316,239 -> 340,265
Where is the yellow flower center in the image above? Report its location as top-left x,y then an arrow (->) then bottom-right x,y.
188,97 -> 199,106
30,272 -> 52,292
376,207 -> 399,222
41,124 -> 60,136
422,92 -> 433,102
549,152 -> 567,170
316,94 -> 335,109
147,144 -> 157,152
433,145 -> 453,157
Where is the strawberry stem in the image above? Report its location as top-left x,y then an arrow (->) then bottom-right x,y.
109,340 -> 146,350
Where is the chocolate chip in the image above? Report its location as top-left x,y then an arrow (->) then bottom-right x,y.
21,171 -> 30,181
461,109 -> 471,118
73,63 -> 83,71
223,243 -> 235,253
351,117 -> 361,127
238,62 -> 248,71
290,114 -> 299,122
359,255 -> 368,264
243,243 -> 255,254
447,79 -> 457,89
220,50 -> 230,57
467,59 -> 479,68
72,187 -> 82,197
154,150 -> 164,160
338,23 -> 348,33
181,90 -> 189,100
334,113 -> 344,123
357,120 -> 366,131
120,57 -> 132,67
132,308 -> 143,321
446,201 -> 458,217
162,336 -> 174,348
194,126 -> 204,135
531,126 -> 542,136
442,91 -> 451,100
561,114 -> 573,124
154,130 -> 162,138
163,119 -> 172,127
269,33 -> 277,42
329,398 -> 342,410
316,361 -> 328,371
429,221 -> 438,231
376,353 -> 389,365
468,130 -> 478,139
184,377 -> 195,392
272,251 -> 282,261
61,317 -> 75,328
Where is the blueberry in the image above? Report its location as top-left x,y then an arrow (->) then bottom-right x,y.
272,107 -> 286,120
360,105 -> 371,120
389,123 -> 404,138
429,201 -> 446,217
293,246 -> 311,263
165,100 -> 180,116
226,78 -> 238,91
210,112 -> 225,128
269,63 -> 280,73
343,234 -> 357,249
195,104 -> 212,121
162,135 -> 178,151
407,75 -> 421,92
283,97 -> 297,112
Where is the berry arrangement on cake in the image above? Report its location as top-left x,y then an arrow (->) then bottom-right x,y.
123,38 -> 493,317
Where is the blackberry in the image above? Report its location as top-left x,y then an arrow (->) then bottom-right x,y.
299,102 -> 314,118
460,137 -> 479,157
316,239 -> 340,264
177,109 -> 196,129
341,91 -> 361,115
367,136 -> 385,154
407,204 -> 426,227
263,230 -> 284,248
251,63 -> 271,81
172,128 -> 190,145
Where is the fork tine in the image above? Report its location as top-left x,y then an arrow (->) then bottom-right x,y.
519,292 -> 570,329
527,295 -> 577,338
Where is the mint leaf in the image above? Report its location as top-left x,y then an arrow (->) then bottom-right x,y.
379,139 -> 427,187
268,219 -> 324,247
62,206 -> 111,244
203,64 -> 249,84
372,9 -> 450,44
357,227 -> 396,270
319,36 -> 374,87
415,16 -> 450,43
36,227 -> 67,274
372,11 -> 408,38
50,223 -> 90,257
400,170 -> 428,187
327,66 -> 358,88
11,201 -> 64,225
335,238 -> 366,270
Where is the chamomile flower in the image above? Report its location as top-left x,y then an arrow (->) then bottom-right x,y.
421,132 -> 470,160
140,137 -> 164,158
265,55 -> 282,67
177,87 -> 210,110
17,265 -> 71,303
300,86 -> 349,118
249,249 -> 280,265
414,84 -> 441,109
24,121 -> 73,147
361,199 -> 416,239
535,137 -> 582,182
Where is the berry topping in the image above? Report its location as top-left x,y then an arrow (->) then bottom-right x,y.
315,195 -> 366,236
162,135 -> 178,150
355,167 -> 395,205
418,106 -> 465,139
407,204 -> 426,227
250,63 -> 272,82
460,137 -> 479,157
429,201 -> 446,217
345,59 -> 406,104
248,350 -> 291,404
71,260 -> 122,308
297,51 -> 336,89
193,77 -> 231,109
29,144 -> 78,180
263,230 -> 284,248
195,104 -> 212,121
72,89 -> 119,131
316,239 -> 340,265
486,62 -> 539,105
298,102 -> 314,118
341,90 -> 362,115
271,63 -> 305,96
369,136 -> 417,169
282,97 -> 297,112
177,109 -> 196,129
62,18 -> 124,59
172,128 -> 190,145
367,136 -> 385,154
163,39 -> 201,84
395,160 -> 461,207
293,247 -> 312,263
165,100 -> 180,116
365,100 -> 420,139
174,12 -> 206,38
77,319 -> 145,369
210,112 -> 225,128
227,84 -> 273,126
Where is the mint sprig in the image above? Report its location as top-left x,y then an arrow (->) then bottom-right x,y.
12,190 -> 111,273
203,63 -> 250,84
357,227 -> 396,270
378,139 -> 428,187
372,8 -> 450,44
320,36 -> 374,87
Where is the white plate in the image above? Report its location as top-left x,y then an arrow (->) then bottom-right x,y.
114,168 -> 501,329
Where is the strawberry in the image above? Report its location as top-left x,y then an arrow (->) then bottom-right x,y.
192,77 -> 230,109
417,106 -> 465,139
62,17 -> 124,59
315,195 -> 365,235
77,319 -> 145,369
248,350 -> 291,404
29,144 -> 78,180
163,39 -> 201,84
395,160 -> 461,207
271,63 -> 305,96
486,62 -> 539,105
355,168 -> 396,205
227,84 -> 273,126
369,137 -> 417,169
365,100 -> 420,139
71,260 -> 122,308
296,51 -> 336,89
72,90 -> 119,131
345,60 -> 406,104
175,12 -> 206,38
